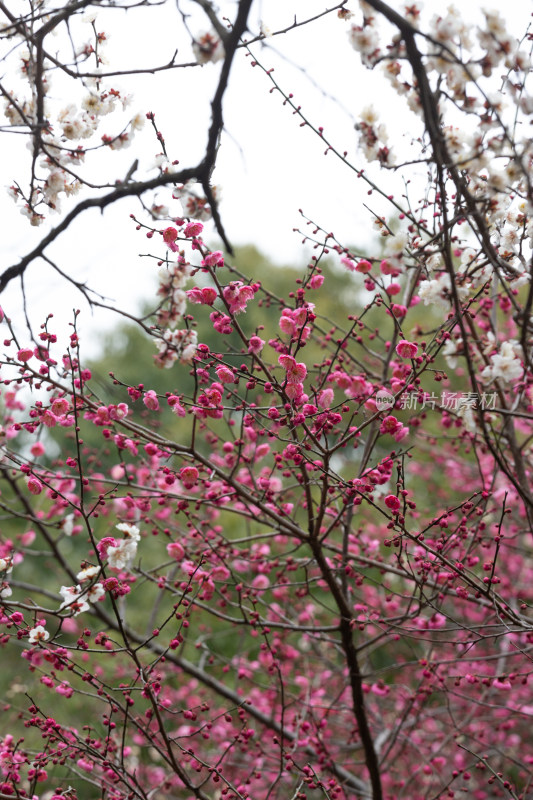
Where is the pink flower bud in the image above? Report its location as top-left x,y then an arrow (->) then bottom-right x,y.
180,466 -> 199,489
386,282 -> 401,296
390,304 -> 407,318
384,494 -> 401,513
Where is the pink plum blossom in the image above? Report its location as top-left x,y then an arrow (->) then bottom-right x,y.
396,339 -> 419,358
279,354 -> 307,384
143,390 -> 160,411
187,286 -> 217,305
26,476 -> 43,495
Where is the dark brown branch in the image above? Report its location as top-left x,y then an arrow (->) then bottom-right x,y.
191,0 -> 230,44
0,167 -> 199,294
363,0 -> 533,526
308,538 -> 383,800
198,0 -> 255,254
91,603 -> 372,797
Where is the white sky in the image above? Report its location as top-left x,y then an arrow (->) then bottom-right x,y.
0,0 -> 528,355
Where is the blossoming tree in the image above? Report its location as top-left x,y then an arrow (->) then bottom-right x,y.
0,1 -> 533,800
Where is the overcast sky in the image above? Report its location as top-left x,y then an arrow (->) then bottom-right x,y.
0,0 -> 528,356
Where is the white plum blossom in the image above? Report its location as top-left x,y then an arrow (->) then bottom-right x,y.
158,262 -> 193,293
178,330 -> 198,362
171,289 -> 187,317
456,400 -> 478,434
130,112 -> 145,131
356,105 -> 392,164
348,24 -> 380,66
7,66 -> 144,225
483,8 -> 507,37
116,522 -> 140,538
107,540 -> 138,571
192,30 -> 225,65
444,125 -> 468,155
418,273 -> 453,309
87,582 -> 105,603
59,584 -> 90,616
442,337 -> 462,369
383,231 -> 407,266
76,565 -> 105,602
150,203 -> 169,219
20,204 -> 44,226
509,273 -> 530,291
481,341 -> 524,385
76,565 -> 101,582
57,104 -> 96,140
81,10 -> 98,23
419,271 -> 471,309
445,65 -> 477,103
155,328 -> 198,368
107,522 -> 141,571
430,6 -> 465,45
173,180 -> 216,220
359,105 -> 380,126
484,167 -> 507,192
28,625 -> 49,644
0,583 -> 12,599
457,250 -> 493,290
478,10 -> 513,69
62,513 -> 75,536
500,225 -> 521,253
0,556 -> 13,574
151,154 -> 174,173
519,93 -> 533,115
82,92 -> 114,117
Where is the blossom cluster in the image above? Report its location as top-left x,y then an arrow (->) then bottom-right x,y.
4,12 -> 145,225
1,2 -> 533,800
